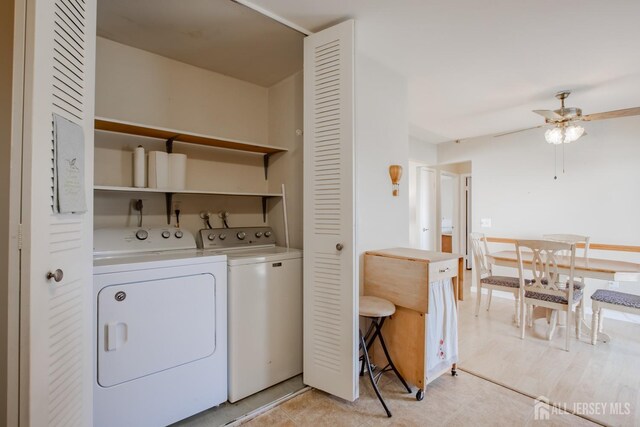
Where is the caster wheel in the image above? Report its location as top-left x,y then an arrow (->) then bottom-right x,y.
451,369 -> 458,377
416,389 -> 424,401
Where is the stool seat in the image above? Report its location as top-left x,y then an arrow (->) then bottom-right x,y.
360,296 -> 396,318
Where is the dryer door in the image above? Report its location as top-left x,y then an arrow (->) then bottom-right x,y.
97,273 -> 216,387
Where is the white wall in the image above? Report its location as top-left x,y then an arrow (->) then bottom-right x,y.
438,116 -> 640,300
96,37 -> 269,143
408,137 -> 437,247
267,71 -> 304,249
355,52 -> 409,287
94,38 -> 301,242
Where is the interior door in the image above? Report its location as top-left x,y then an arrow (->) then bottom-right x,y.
418,167 -> 436,250
303,19 -> 357,401
20,0 -> 96,425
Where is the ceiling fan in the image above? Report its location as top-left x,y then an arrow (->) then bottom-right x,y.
495,90 -> 640,143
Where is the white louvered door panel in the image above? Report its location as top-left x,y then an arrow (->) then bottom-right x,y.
303,20 -> 357,401
20,0 -> 95,425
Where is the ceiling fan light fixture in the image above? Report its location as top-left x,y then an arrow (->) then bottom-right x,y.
544,124 -> 585,144
545,127 -> 563,145
564,124 -> 585,143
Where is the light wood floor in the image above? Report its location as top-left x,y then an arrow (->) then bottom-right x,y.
247,270 -> 639,426
457,279 -> 640,427
244,370 -> 596,426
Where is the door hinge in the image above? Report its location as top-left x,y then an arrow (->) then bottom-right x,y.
17,223 -> 22,250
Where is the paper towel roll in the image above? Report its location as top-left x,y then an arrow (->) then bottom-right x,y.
148,151 -> 169,189
168,153 -> 187,190
133,145 -> 146,188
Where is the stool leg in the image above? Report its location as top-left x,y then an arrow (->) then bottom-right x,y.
360,321 -> 376,377
360,330 -> 391,417
373,320 -> 412,394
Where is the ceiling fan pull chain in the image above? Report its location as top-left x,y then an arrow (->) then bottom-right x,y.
562,142 -> 566,174
554,145 -> 556,180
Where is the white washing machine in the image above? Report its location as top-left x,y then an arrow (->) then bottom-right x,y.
93,227 -> 227,427
198,227 -> 303,403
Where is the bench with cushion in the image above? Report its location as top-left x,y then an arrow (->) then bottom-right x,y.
591,289 -> 640,345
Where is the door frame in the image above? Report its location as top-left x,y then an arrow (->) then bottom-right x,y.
460,173 -> 472,269
4,0 -> 26,424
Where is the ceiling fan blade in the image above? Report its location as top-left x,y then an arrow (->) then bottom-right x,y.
581,107 -> 640,121
533,109 -> 564,121
494,124 -> 547,138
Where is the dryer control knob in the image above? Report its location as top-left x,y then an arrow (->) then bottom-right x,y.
255,232 -> 263,238
175,230 -> 183,239
237,232 -> 246,240
135,229 -> 148,240
161,231 -> 171,239
264,231 -> 272,237
219,234 -> 227,240
207,233 -> 215,241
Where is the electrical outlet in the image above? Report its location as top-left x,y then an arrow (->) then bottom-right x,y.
608,281 -> 620,290
480,218 -> 492,228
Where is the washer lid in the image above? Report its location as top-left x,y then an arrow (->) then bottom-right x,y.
94,250 -> 227,274
221,247 -> 303,266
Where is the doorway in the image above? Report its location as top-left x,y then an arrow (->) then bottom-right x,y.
439,172 -> 459,253
417,167 -> 436,250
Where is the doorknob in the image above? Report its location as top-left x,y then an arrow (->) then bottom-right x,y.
422,228 -> 429,232
336,243 -> 344,251
46,269 -> 64,282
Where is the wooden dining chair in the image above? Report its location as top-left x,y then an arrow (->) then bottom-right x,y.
542,234 -> 590,327
516,240 -> 583,351
470,233 -> 521,326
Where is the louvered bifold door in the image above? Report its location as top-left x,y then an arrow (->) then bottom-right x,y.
20,0 -> 96,425
303,20 -> 357,401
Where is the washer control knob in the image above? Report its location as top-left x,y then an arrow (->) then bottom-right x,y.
175,230 -> 183,239
161,230 -> 171,239
237,232 -> 246,240
135,229 -> 148,240
264,231 -> 272,237
219,233 -> 227,240
255,232 -> 263,238
207,233 -> 215,241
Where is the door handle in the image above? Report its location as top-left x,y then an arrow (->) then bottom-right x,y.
336,243 -> 344,251
46,269 -> 64,282
422,228 -> 429,232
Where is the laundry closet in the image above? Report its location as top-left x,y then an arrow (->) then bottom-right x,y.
93,2 -> 303,244
92,1 -> 305,425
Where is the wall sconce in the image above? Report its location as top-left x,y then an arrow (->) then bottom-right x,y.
388,165 -> 403,196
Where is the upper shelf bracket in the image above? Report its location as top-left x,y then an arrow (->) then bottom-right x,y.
263,154 -> 270,180
166,136 -> 178,154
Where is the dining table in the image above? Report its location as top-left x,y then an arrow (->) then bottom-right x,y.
487,250 -> 640,282
486,250 -> 640,342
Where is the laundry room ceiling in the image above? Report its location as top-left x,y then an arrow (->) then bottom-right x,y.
97,0 -> 304,87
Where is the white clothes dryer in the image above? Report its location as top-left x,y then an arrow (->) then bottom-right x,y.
93,227 -> 227,427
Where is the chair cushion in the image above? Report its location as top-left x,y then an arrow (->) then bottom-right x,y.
591,289 -> 640,309
480,276 -> 521,288
525,288 -> 583,305
359,296 -> 396,318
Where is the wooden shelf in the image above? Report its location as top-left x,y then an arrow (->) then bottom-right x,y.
95,117 -> 288,155
94,185 -> 283,198
94,117 -> 286,223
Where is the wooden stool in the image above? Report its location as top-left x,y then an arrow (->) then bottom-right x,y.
359,296 -> 412,417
